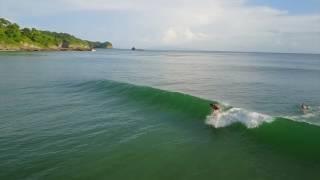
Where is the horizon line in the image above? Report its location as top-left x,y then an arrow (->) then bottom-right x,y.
109,48 -> 320,56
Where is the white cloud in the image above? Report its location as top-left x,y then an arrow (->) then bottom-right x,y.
1,0 -> 319,53
163,27 -> 208,44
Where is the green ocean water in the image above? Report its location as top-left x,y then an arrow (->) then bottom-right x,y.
0,50 -> 320,179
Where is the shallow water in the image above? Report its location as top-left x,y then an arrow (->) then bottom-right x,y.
0,49 -> 320,179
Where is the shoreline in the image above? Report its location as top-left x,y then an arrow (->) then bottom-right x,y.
0,48 -> 94,52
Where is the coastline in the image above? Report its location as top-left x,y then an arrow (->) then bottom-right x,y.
0,18 -> 112,53
0,47 -> 93,52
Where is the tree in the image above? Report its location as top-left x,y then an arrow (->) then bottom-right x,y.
0,27 -> 5,39
5,23 -> 21,42
30,28 -> 42,42
21,28 -> 31,37
0,18 -> 11,28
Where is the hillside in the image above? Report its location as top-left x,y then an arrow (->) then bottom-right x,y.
0,18 -> 112,51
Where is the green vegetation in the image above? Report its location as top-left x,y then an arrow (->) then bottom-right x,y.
0,18 -> 112,51
89,41 -> 113,49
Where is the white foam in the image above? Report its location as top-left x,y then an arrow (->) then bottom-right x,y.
285,108 -> 320,126
205,108 -> 273,128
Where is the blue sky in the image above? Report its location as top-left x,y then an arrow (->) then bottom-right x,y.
249,0 -> 320,14
0,0 -> 319,53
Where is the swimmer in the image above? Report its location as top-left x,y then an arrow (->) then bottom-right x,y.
300,103 -> 310,114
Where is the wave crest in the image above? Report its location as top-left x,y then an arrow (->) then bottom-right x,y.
68,80 -> 318,129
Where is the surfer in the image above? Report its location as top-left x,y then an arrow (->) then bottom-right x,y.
300,103 -> 309,114
210,103 -> 221,116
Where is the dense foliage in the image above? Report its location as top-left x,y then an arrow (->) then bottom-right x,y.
0,18 -> 112,50
89,41 -> 113,49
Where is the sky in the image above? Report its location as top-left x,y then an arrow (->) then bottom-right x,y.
0,0 -> 319,53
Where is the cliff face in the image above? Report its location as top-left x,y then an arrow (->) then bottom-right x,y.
0,18 -> 112,51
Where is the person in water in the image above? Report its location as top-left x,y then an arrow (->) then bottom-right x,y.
300,103 -> 310,113
210,103 -> 221,115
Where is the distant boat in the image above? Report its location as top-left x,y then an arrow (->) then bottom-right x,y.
131,46 -> 136,51
91,49 -> 96,52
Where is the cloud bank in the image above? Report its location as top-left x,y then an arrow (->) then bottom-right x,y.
1,0 -> 319,53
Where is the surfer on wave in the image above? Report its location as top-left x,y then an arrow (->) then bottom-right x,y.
210,103 -> 221,116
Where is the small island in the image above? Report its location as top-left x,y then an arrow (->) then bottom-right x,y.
0,18 -> 112,51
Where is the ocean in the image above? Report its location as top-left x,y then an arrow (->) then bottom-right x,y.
0,49 -> 320,179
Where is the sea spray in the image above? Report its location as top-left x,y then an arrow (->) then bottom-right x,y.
206,108 -> 273,128
285,107 -> 320,126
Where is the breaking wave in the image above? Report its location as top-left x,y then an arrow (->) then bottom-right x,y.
68,79 -> 319,130
205,108 -> 273,128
